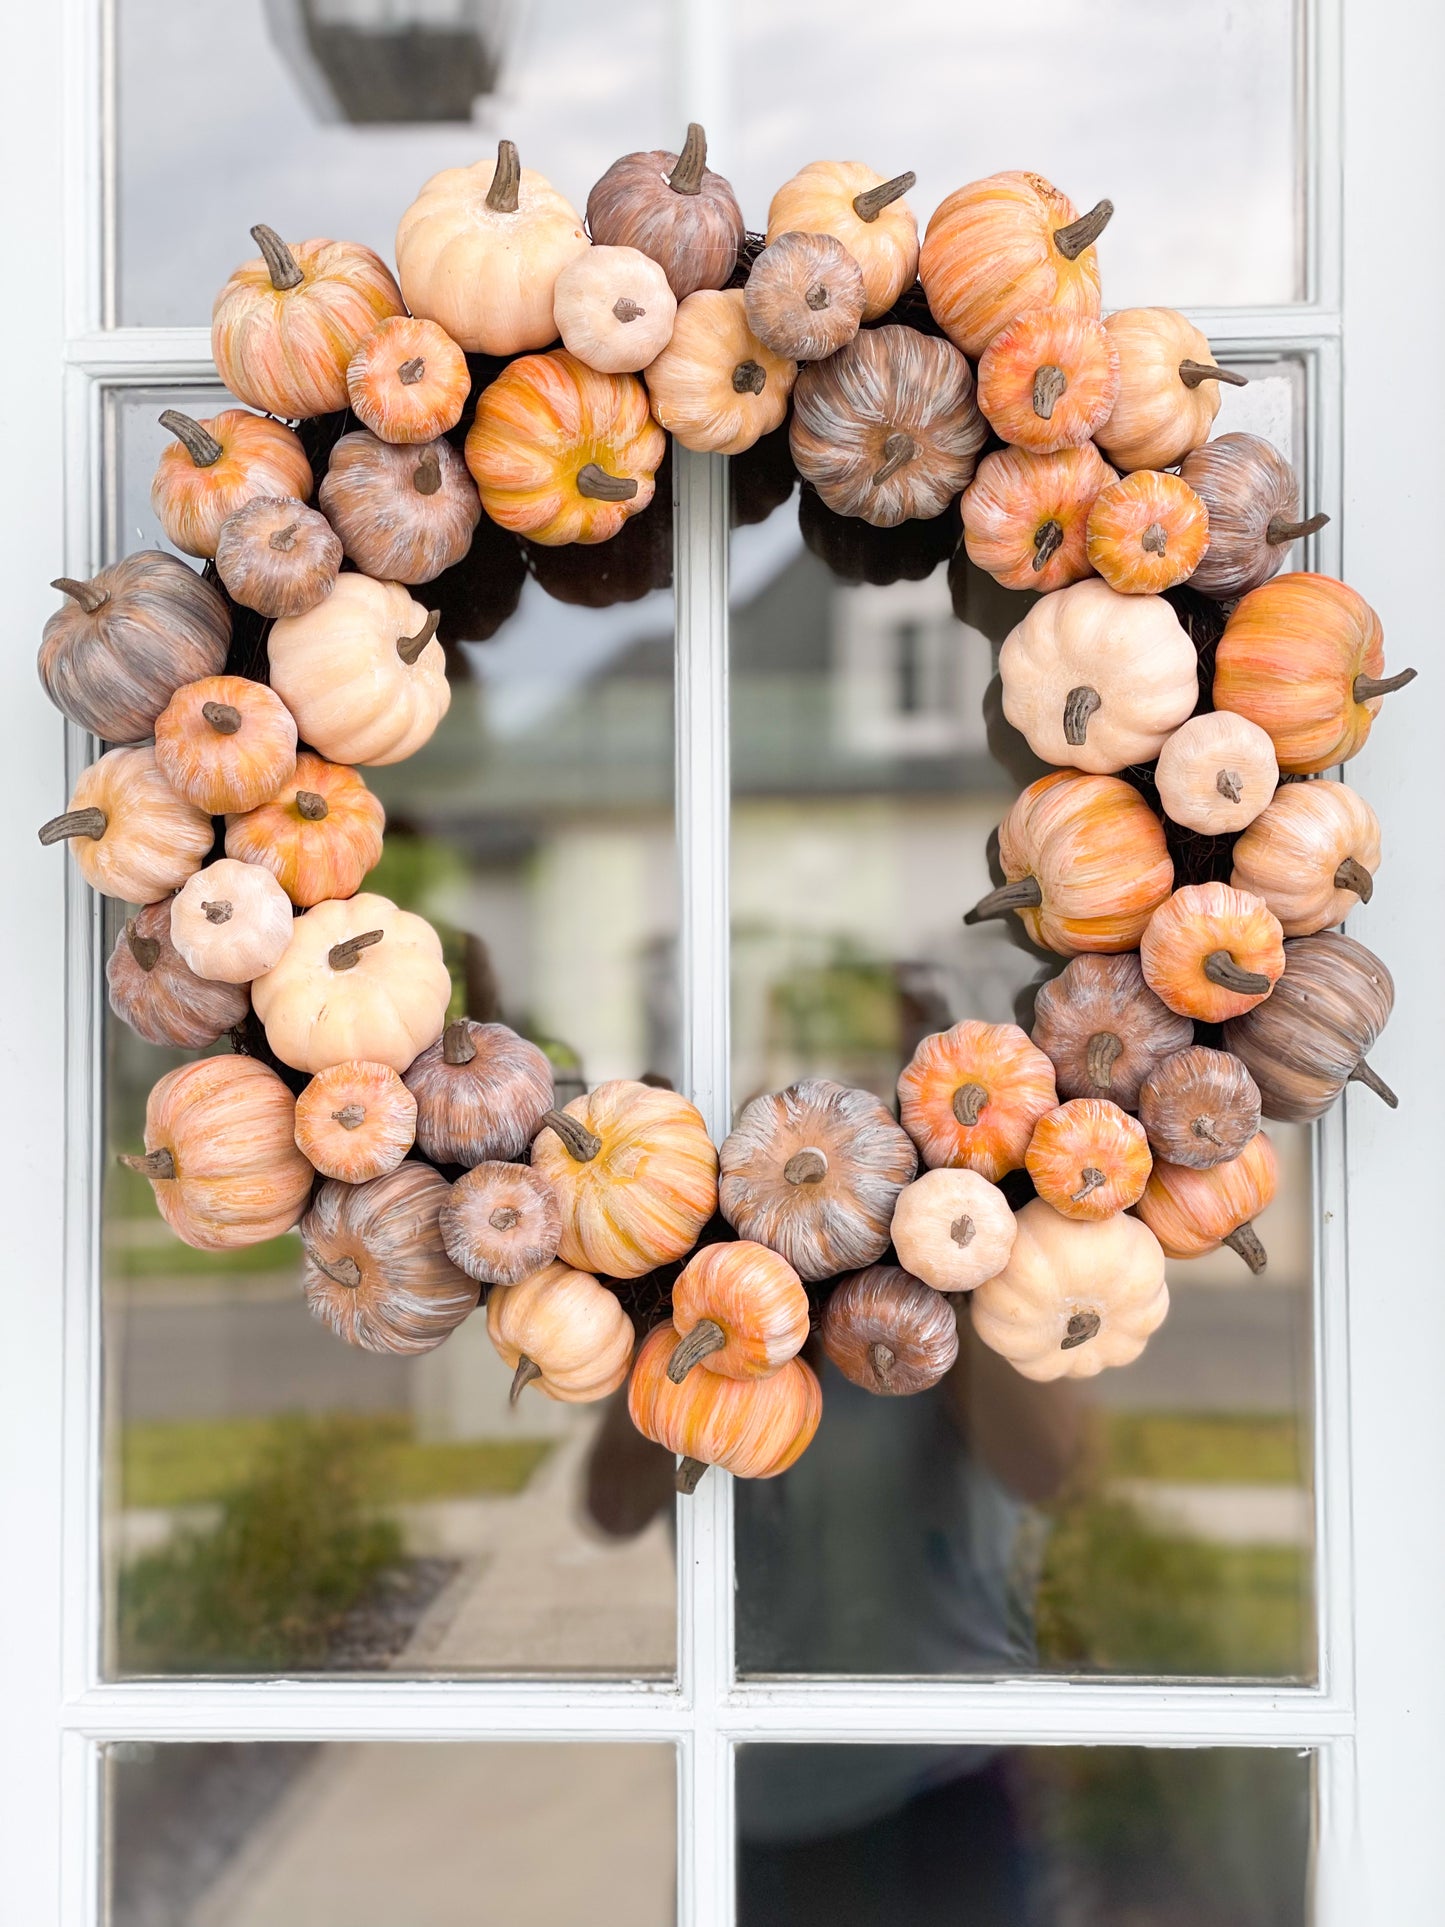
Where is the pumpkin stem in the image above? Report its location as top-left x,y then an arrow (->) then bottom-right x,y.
510,1355 -> 543,1404
949,1213 -> 976,1247
201,900 -> 233,925
332,1104 -> 366,1130
268,521 -> 301,551
327,929 -> 384,971
1266,509 -> 1329,546
732,360 -> 768,396
1062,684 -> 1101,746
804,281 -> 830,311
1191,1115 -> 1227,1147
612,297 -> 647,323
119,1147 -> 176,1181
1177,359 -> 1249,390
124,919 -> 160,973
1333,856 -> 1374,903
250,223 -> 304,292
159,409 -> 224,469
488,1205 -> 521,1232
1349,1059 -> 1399,1108
295,790 -> 329,821
784,1147 -> 829,1185
397,356 -> 426,386
1032,364 -> 1068,421
1070,1166 -> 1107,1203
412,449 -> 443,497
1202,949 -> 1272,996
1353,666 -> 1417,704
201,701 -> 243,736
667,1319 -> 728,1382
39,807 -> 107,845
486,139 -> 522,214
964,876 -> 1043,924
675,1456 -> 709,1494
869,1342 -> 896,1384
871,432 -> 918,487
1140,521 -> 1168,556
1053,198 -> 1114,260
951,1082 -> 988,1127
396,609 -> 441,664
1215,767 -> 1244,804
852,171 -> 916,222
51,575 -> 109,614
538,1109 -> 603,1162
310,1250 -> 363,1289
576,462 -> 640,502
442,1020 -> 477,1066
1031,520 -> 1064,572
667,123 -> 708,196
1223,1223 -> 1268,1273
1086,1031 -> 1122,1091
1061,1308 -> 1102,1349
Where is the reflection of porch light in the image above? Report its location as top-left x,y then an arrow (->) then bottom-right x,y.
262,0 -> 517,124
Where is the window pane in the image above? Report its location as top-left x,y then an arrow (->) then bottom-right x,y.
731,363 -> 1317,1681
103,388 -> 677,1677
736,1744 -> 1311,1926
108,1741 -> 676,1925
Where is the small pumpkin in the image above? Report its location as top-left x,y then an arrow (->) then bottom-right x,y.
1213,574 -> 1415,775
404,1018 -> 555,1167
38,746 -> 213,903
153,675 -> 298,814
224,752 -> 384,908
1229,780 -> 1381,936
465,350 -> 665,546
214,496 -> 342,619
151,409 -> 313,560
120,1055 -> 312,1250
1097,308 -> 1248,472
643,290 -> 796,456
976,307 -> 1119,454
488,1261 -> 635,1405
439,1162 -> 562,1287
294,1060 -> 417,1184
346,315 -> 471,444
1135,1131 -> 1280,1274
1030,953 -> 1193,1108
667,1240 -> 810,1383
821,1265 -> 959,1396
396,140 -> 589,356
766,161 -> 919,322
627,1322 -> 822,1492
790,324 -> 988,528
1025,1098 -> 1152,1221
1137,1046 -> 1261,1170
169,858 -> 294,984
970,1198 -> 1169,1382
897,1021 -> 1058,1181
212,224 -> 405,417
38,553 -> 230,743
106,898 -> 249,1049
552,245 -> 678,374
719,1078 -> 917,1282
999,578 -> 1198,774
1085,470 -> 1210,595
301,1162 -> 478,1355
1154,712 -> 1279,837
1177,433 -> 1329,598
317,430 -> 480,585
888,1166 -> 1018,1292
267,573 -> 450,767
251,891 -> 452,1075
966,770 -> 1175,955
960,443 -> 1117,594
586,123 -> 745,301
1141,882 -> 1286,1022
532,1080 -> 718,1279
1223,932 -> 1396,1122
919,171 -> 1112,357
744,230 -> 865,362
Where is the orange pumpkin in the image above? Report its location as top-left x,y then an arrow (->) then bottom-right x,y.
346,315 -> 471,444
627,1323 -> 822,1491
151,409 -> 313,560
1141,882 -> 1286,1022
1097,308 -> 1248,472
1213,573 -> 1416,775
975,308 -> 1119,454
464,350 -> 665,546
153,675 -> 298,815
897,1020 -> 1059,1180
960,443 -> 1117,593
1024,1098 -> 1152,1220
1135,1130 -> 1280,1274
668,1240 -> 810,1382
765,161 -> 920,322
1085,470 -> 1210,594
965,770 -> 1175,955
293,1060 -> 417,1184
488,1262 -> 635,1405
224,752 -> 385,907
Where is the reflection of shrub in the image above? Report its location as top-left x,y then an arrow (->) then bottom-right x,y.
767,940 -> 901,1066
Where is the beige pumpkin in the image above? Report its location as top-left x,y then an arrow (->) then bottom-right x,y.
766,160 -> 919,322
169,858 -> 294,984
1154,711 -> 1279,836
643,290 -> 796,456
888,1167 -> 1017,1293
999,579 -> 1198,773
1097,308 -> 1249,472
552,245 -> 677,374
38,745 -> 214,904
487,1261 -> 636,1405
267,572 -> 450,767
969,1198 -> 1169,1382
251,891 -> 452,1074
1229,779 -> 1382,935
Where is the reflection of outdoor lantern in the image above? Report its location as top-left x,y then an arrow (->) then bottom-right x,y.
263,0 -> 517,124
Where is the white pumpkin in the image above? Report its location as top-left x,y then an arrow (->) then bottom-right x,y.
552,245 -> 677,374
999,578 -> 1199,774
1154,711 -> 1279,836
169,858 -> 294,984
889,1168 -> 1017,1292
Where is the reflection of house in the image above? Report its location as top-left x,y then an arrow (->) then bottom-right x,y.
263,0 -> 515,122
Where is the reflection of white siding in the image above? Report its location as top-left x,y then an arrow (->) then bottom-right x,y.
832,577 -> 992,758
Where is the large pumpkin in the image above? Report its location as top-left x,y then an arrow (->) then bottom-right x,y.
38,745 -> 214,904
301,1162 -> 478,1355
628,1323 -> 822,1491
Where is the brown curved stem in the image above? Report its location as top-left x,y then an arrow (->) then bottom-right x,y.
268,521 -> 300,551
1215,767 -> 1244,803
486,139 -> 521,213
1069,1166 -> 1106,1204
295,790 -> 329,821
332,1104 -> 366,1130
1053,199 -> 1114,259
1223,1223 -> 1268,1273
39,807 -> 107,845
576,463 -> 639,502
537,1109 -> 602,1163
1349,1059 -> 1398,1108
328,929 -> 384,971
1061,1308 -> 1101,1350
871,432 -> 917,487
250,223 -> 304,291
201,701 -> 243,735
869,1342 -> 896,1385
124,919 -> 160,973
412,449 -> 442,496
396,609 -> 441,664
952,1082 -> 988,1127
1140,521 -> 1168,556
1266,510 -> 1330,546
119,1147 -> 175,1181
1333,856 -> 1374,903
488,1206 -> 521,1232
675,1456 -> 709,1494
950,1213 -> 976,1248
852,171 -> 916,221
1063,684 -> 1101,746
784,1148 -> 828,1185
732,360 -> 767,395
509,1355 -> 542,1404
160,409 -> 223,469
667,123 -> 707,196
612,297 -> 647,323
1178,359 -> 1249,390
964,876 -> 1043,924
1032,364 -> 1068,420
1203,950 -> 1272,996
1353,667 -> 1417,703
397,356 -> 426,385
667,1319 -> 728,1383
1086,1031 -> 1123,1090
1032,520 -> 1064,571
51,575 -> 108,614
442,1020 -> 477,1066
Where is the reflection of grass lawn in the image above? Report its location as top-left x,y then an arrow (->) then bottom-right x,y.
106,1233 -> 304,1279
1101,1410 -> 1305,1486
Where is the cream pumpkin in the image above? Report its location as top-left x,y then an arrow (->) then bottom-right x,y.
1229,779 -> 1382,935
1154,711 -> 1279,836
552,245 -> 677,374
38,745 -> 214,904
888,1167 -> 1018,1293
487,1261 -> 636,1405
168,858 -> 294,984
643,289 -> 796,457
